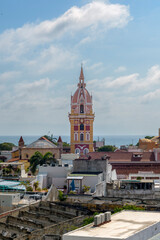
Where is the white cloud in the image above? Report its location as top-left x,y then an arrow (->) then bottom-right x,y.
0,1 -> 131,61
16,78 -> 50,93
141,89 -> 160,103
115,66 -> 127,73
0,71 -> 20,82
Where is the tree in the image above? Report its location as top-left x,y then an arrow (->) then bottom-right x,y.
63,142 -> 70,147
0,156 -> 7,162
0,142 -> 15,151
43,134 -> 57,144
30,151 -> 43,174
30,151 -> 57,174
33,181 -> 39,191
97,145 -> 117,152
145,136 -> 154,140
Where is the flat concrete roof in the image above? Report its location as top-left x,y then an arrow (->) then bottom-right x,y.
63,211 -> 160,240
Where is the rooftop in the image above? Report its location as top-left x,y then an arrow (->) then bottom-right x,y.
27,137 -> 57,149
79,151 -> 155,163
63,211 -> 160,240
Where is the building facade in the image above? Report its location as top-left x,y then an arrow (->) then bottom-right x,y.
69,67 -> 94,154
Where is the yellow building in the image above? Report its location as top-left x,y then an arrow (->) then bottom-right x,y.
11,136 -> 60,160
139,129 -> 160,151
69,66 -> 95,154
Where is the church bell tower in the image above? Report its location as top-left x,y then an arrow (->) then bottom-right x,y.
69,66 -> 95,154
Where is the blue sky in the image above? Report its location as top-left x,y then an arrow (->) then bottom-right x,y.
1,0 -> 160,136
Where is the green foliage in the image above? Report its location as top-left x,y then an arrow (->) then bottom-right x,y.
0,156 -> 7,162
63,142 -> 70,147
30,151 -> 43,174
3,168 -> 11,174
113,204 -> 145,214
145,136 -> 154,139
69,190 -> 76,194
26,186 -> 33,191
83,213 -> 99,226
36,187 -> 41,191
33,181 -> 39,191
83,216 -> 94,226
137,176 -> 142,180
0,142 -> 15,151
43,134 -> 57,144
83,185 -> 90,193
58,190 -> 67,201
98,145 -> 117,152
30,151 -> 57,174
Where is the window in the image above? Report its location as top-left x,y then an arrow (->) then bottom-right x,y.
80,133 -> 84,141
80,105 -> 84,113
86,125 -> 90,131
75,148 -> 80,154
74,133 -> 78,141
74,125 -> 78,131
86,133 -> 90,141
80,124 -> 84,130
83,148 -> 89,155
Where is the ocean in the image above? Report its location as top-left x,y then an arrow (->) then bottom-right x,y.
0,135 -> 145,148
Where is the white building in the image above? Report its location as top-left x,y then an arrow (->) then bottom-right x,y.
63,210 -> 160,240
38,165 -> 69,189
0,193 -> 20,212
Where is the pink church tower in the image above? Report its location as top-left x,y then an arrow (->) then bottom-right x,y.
69,66 -> 95,154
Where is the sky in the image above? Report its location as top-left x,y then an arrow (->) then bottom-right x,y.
1,0 -> 160,136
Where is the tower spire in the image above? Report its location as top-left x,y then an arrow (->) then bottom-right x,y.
79,64 -> 84,83
78,63 -> 85,87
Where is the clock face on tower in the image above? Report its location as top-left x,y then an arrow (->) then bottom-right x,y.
80,119 -> 84,123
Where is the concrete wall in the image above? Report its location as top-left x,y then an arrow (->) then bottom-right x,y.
83,175 -> 102,193
73,159 -> 107,175
39,166 -> 69,188
21,147 -> 60,160
52,177 -> 66,189
94,181 -> 106,197
18,215 -> 88,240
0,193 -> 20,208
107,189 -> 160,199
37,174 -> 47,189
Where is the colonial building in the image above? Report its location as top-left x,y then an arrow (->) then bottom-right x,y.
69,66 -> 95,154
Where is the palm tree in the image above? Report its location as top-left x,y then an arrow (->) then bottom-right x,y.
30,151 -> 57,174
33,181 -> 39,191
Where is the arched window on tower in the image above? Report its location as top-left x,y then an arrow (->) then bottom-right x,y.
83,148 -> 89,155
80,104 -> 84,113
80,133 -> 84,141
80,124 -> 84,130
75,148 -> 80,154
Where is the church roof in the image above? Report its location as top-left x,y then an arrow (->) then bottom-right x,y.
57,136 -> 62,142
27,137 -> 57,149
19,136 -> 24,143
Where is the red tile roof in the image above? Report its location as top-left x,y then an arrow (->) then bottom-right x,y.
7,158 -> 20,163
19,136 -> 24,143
79,151 -> 155,163
58,136 -> 62,142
